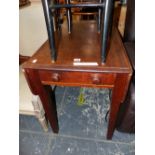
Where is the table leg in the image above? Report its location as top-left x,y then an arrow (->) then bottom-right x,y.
23,68 -> 59,133
107,73 -> 132,139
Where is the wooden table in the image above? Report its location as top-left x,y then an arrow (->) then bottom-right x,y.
22,21 -> 132,139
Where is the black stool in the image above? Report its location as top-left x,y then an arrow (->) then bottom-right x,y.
41,0 -> 115,63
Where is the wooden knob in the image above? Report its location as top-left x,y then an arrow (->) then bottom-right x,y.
92,76 -> 101,85
52,73 -> 60,82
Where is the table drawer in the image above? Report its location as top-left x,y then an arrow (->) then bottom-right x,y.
39,70 -> 116,86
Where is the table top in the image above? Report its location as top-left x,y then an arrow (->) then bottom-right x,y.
22,21 -> 132,74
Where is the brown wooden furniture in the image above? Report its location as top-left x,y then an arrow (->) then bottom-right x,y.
19,54 -> 30,65
19,0 -> 31,7
116,0 -> 135,133
22,21 -> 132,139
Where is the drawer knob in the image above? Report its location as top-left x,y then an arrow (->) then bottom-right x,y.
92,76 -> 101,85
52,73 -> 60,82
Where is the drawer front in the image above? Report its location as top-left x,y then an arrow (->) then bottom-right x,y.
39,70 -> 116,87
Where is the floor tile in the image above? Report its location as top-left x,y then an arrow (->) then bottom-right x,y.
56,87 -> 134,143
96,142 -> 134,155
112,130 -> 135,143
19,115 -> 44,132
19,86 -> 135,155
58,87 -> 109,139
48,136 -> 98,155
55,86 -> 66,109
19,131 -> 51,155
47,136 -> 134,155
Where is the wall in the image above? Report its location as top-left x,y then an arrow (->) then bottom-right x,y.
19,1 -> 48,56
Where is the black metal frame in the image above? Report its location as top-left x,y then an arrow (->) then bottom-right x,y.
101,0 -> 114,63
41,0 -> 114,63
65,0 -> 72,33
41,0 -> 56,62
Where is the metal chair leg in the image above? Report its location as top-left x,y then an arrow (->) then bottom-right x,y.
41,0 -> 56,62
97,0 -> 103,33
65,0 -> 72,33
101,0 -> 114,63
